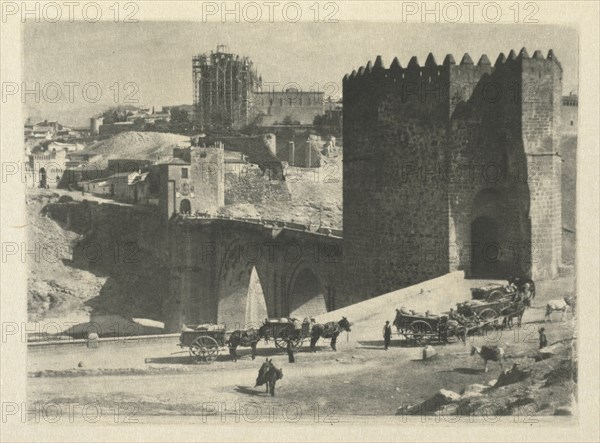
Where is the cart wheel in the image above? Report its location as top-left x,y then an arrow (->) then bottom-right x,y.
488,290 -> 504,302
409,320 -> 432,343
274,330 -> 288,349
190,336 -> 219,363
479,309 -> 497,321
292,337 -> 303,350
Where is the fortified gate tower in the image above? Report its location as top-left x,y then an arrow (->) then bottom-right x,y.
342,48 -> 563,302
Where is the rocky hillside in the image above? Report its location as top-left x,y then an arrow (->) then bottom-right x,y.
220,153 -> 343,228
27,190 -> 168,324
27,191 -> 105,322
82,132 -> 189,167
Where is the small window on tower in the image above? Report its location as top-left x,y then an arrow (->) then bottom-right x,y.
181,168 -> 188,178
570,121 -> 574,126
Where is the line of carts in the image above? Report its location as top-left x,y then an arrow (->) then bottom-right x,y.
178,319 -> 311,363
179,283 -> 530,362
393,283 -> 530,344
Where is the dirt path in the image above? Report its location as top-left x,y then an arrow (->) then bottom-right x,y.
28,275 -> 576,420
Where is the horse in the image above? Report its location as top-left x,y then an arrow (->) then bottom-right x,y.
545,297 -> 576,322
508,276 -> 536,303
310,317 -> 351,352
470,345 -> 506,373
254,358 -> 283,397
227,328 -> 262,362
501,300 -> 529,329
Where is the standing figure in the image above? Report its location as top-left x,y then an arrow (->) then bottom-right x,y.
383,321 -> 392,350
286,340 -> 295,363
538,327 -> 548,349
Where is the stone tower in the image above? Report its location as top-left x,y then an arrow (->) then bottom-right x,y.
342,48 -> 562,302
158,143 -> 225,222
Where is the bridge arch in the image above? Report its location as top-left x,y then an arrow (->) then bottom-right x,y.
216,238 -> 268,329
287,262 -> 328,319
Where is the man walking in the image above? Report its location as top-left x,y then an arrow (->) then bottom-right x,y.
383,321 -> 392,350
286,340 -> 295,363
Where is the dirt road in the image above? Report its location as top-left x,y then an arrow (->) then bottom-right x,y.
27,276 -> 575,422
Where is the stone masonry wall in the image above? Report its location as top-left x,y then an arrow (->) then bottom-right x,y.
165,218 -> 343,332
343,48 -> 563,301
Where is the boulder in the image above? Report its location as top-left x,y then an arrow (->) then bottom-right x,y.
422,345 -> 437,360
58,195 -> 74,203
397,389 -> 461,416
461,384 -> 487,398
494,363 -> 529,388
430,389 -> 461,405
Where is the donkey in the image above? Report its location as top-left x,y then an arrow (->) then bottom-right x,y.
310,317 -> 351,352
227,328 -> 261,362
471,345 -> 506,373
545,297 -> 576,322
255,358 -> 283,397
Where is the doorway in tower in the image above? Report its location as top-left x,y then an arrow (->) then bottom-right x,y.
179,198 -> 191,214
289,267 -> 327,319
470,216 -> 501,278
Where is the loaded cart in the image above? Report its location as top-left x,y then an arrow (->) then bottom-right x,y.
179,324 -> 228,363
261,318 -> 311,350
470,283 -> 516,302
393,311 -> 466,344
456,298 -> 513,322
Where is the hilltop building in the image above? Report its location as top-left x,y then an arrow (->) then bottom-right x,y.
193,46 -> 325,129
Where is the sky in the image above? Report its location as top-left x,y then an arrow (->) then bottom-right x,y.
23,21 -> 579,127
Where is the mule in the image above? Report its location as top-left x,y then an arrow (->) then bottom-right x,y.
310,317 -> 351,352
227,328 -> 261,362
545,297 -> 575,322
254,358 -> 283,397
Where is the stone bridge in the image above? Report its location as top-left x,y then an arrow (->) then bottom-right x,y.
164,216 -> 344,332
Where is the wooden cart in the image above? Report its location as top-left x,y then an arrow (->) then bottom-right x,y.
261,319 -> 311,350
393,312 -> 465,344
179,324 -> 228,363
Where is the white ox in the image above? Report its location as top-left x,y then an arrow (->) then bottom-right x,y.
545,297 -> 575,322
470,345 -> 506,373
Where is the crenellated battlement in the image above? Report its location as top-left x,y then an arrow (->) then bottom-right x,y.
344,48 -> 560,85
343,48 -> 563,127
